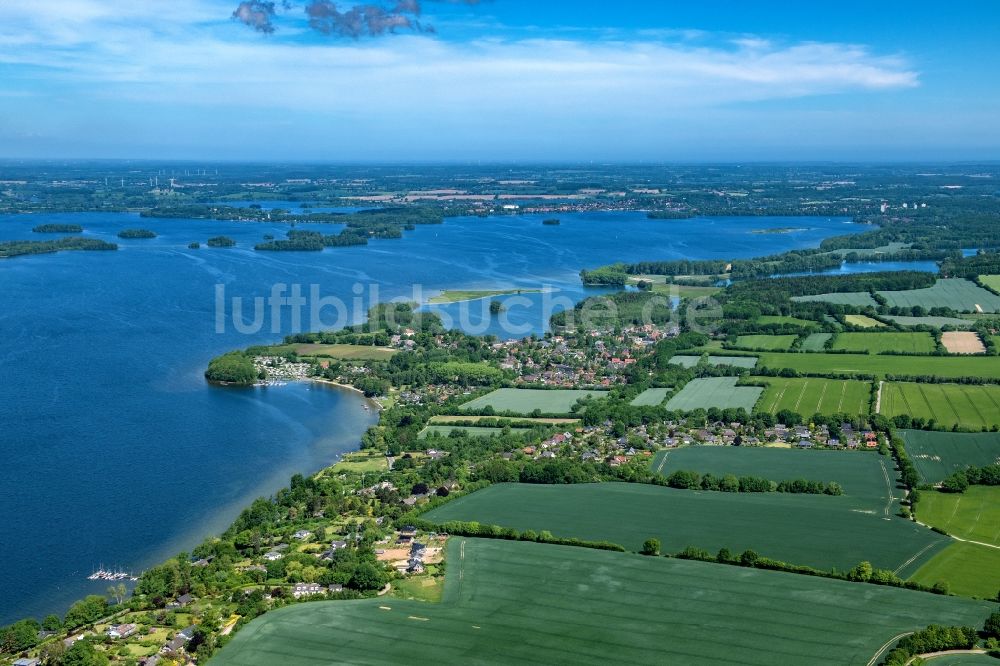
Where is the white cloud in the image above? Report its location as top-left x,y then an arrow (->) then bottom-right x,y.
0,3 -> 926,158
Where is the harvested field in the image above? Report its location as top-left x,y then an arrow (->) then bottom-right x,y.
941,331 -> 986,354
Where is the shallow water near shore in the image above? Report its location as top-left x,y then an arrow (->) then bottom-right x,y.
0,210 -> 853,623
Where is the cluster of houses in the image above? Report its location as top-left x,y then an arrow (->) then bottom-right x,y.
387,527 -> 436,575
505,418 -> 882,469
764,423 -> 880,449
253,356 -> 311,383
291,582 -> 344,599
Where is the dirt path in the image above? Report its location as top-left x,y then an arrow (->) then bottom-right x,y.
914,520 -> 1000,551
875,380 -> 884,413
905,648 -> 987,665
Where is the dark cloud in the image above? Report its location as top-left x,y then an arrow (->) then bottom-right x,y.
305,1 -> 426,38
232,1 -> 277,34
232,0 -> 481,37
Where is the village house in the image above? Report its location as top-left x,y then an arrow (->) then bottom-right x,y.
107,623 -> 137,640
293,582 -> 324,598
166,593 -> 193,609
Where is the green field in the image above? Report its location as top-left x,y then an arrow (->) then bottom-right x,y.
899,430 -> 1000,484
429,288 -> 542,304
214,538 -> 992,666
429,415 -> 579,425
328,451 -> 389,474
910,541 -> 1000,599
645,281 -> 722,299
822,242 -> 911,258
916,487 -> 1000,546
629,388 -> 671,406
424,483 -> 949,574
880,382 -> 1000,430
885,315 -> 974,329
757,315 -> 818,328
755,377 -> 871,417
650,447 -> 895,513
792,292 -> 878,307
800,333 -> 833,351
665,377 -> 763,412
735,334 -> 798,350
757,352 -> 1000,379
291,343 -> 397,360
844,314 -> 886,328
979,275 -> 1000,294
878,279 -> 1000,313
668,355 -> 758,369
419,425 -> 511,439
831,332 -> 937,354
459,388 -> 608,415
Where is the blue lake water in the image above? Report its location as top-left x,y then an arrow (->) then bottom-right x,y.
772,259 -> 940,279
0,211 -> 853,624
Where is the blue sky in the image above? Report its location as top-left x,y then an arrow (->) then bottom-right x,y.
1,1 -> 998,161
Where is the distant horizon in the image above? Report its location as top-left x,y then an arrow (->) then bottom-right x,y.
2,157 -> 999,167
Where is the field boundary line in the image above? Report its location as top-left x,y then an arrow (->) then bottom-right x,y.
892,541 -> 940,576
878,458 -> 895,518
654,451 -> 670,475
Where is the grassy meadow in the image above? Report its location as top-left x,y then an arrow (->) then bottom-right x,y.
844,314 -> 886,328
428,288 -> 542,304
880,382 -> 1000,430
459,388 -> 608,415
419,425 -> 510,439
910,541 -> 1000,599
734,334 -> 798,350
830,332 -> 936,354
916,487 -> 1000,546
668,355 -> 758,369
792,292 -> 878,308
800,333 -> 832,351
665,377 -> 763,412
629,388 -> 671,406
291,343 -> 397,360
754,377 -> 871,417
756,352 -> 1000,379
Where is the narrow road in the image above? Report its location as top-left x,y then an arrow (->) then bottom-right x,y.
905,648 -> 987,665
914,520 -> 1000,551
875,380 -> 884,414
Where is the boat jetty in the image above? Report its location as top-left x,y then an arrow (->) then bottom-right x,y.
87,567 -> 138,582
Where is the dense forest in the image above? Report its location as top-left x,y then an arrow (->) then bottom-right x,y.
32,223 -> 83,233
0,237 -> 117,258
117,229 -> 157,239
